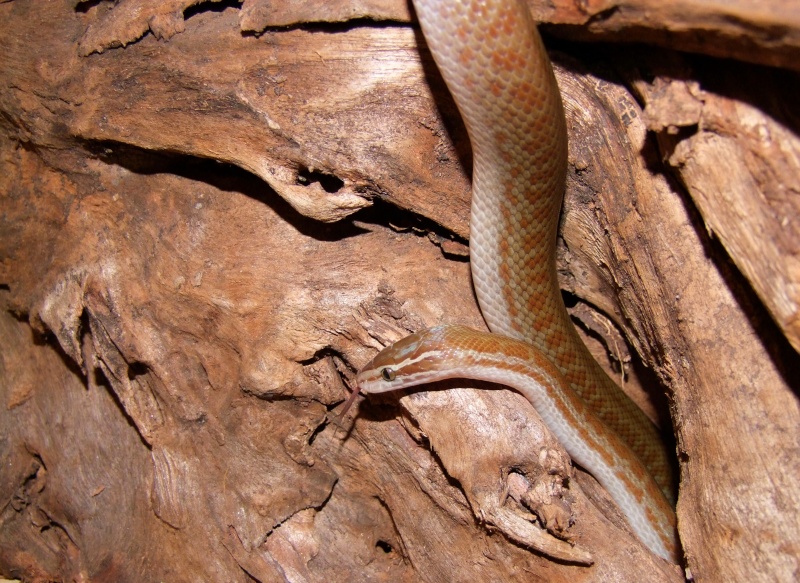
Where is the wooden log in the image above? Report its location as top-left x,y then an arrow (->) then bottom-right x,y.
0,1 -> 798,581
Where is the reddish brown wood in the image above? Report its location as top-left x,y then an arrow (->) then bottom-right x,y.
1,1 -> 798,582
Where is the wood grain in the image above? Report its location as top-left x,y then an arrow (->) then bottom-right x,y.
0,0 -> 798,581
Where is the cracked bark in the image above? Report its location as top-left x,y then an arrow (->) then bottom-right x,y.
1,1 -> 798,582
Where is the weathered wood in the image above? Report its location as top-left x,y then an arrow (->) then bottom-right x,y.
1,1 -> 798,582
77,0 -> 800,72
541,0 -> 800,72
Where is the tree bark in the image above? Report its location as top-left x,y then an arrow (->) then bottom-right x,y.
1,1 -> 798,582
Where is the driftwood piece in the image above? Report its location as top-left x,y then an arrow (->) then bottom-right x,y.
554,56 -> 800,581
1,1 -> 799,582
641,66 -> 800,353
542,0 -> 800,72
76,0 -> 800,71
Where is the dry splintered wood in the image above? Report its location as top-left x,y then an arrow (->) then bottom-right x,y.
541,0 -> 800,72
1,1 -> 799,583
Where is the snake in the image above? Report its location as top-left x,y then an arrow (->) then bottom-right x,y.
352,0 -> 679,564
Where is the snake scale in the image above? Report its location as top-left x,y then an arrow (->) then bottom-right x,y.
354,0 -> 679,563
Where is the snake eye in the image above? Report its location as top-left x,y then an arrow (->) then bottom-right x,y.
381,367 -> 396,382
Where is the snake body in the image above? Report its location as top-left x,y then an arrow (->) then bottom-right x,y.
355,0 -> 679,563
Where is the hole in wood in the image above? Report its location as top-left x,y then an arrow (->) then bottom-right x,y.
375,540 -> 394,554
296,167 -> 345,194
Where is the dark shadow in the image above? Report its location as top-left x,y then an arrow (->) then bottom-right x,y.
80,138 -> 468,273
254,18 -> 411,36
74,0 -> 110,14
406,0 -> 473,183
296,167 -> 344,194
183,0 -> 242,22
25,316 -> 87,382
80,140 -> 368,242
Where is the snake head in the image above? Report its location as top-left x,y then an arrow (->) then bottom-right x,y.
356,325 -> 464,394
